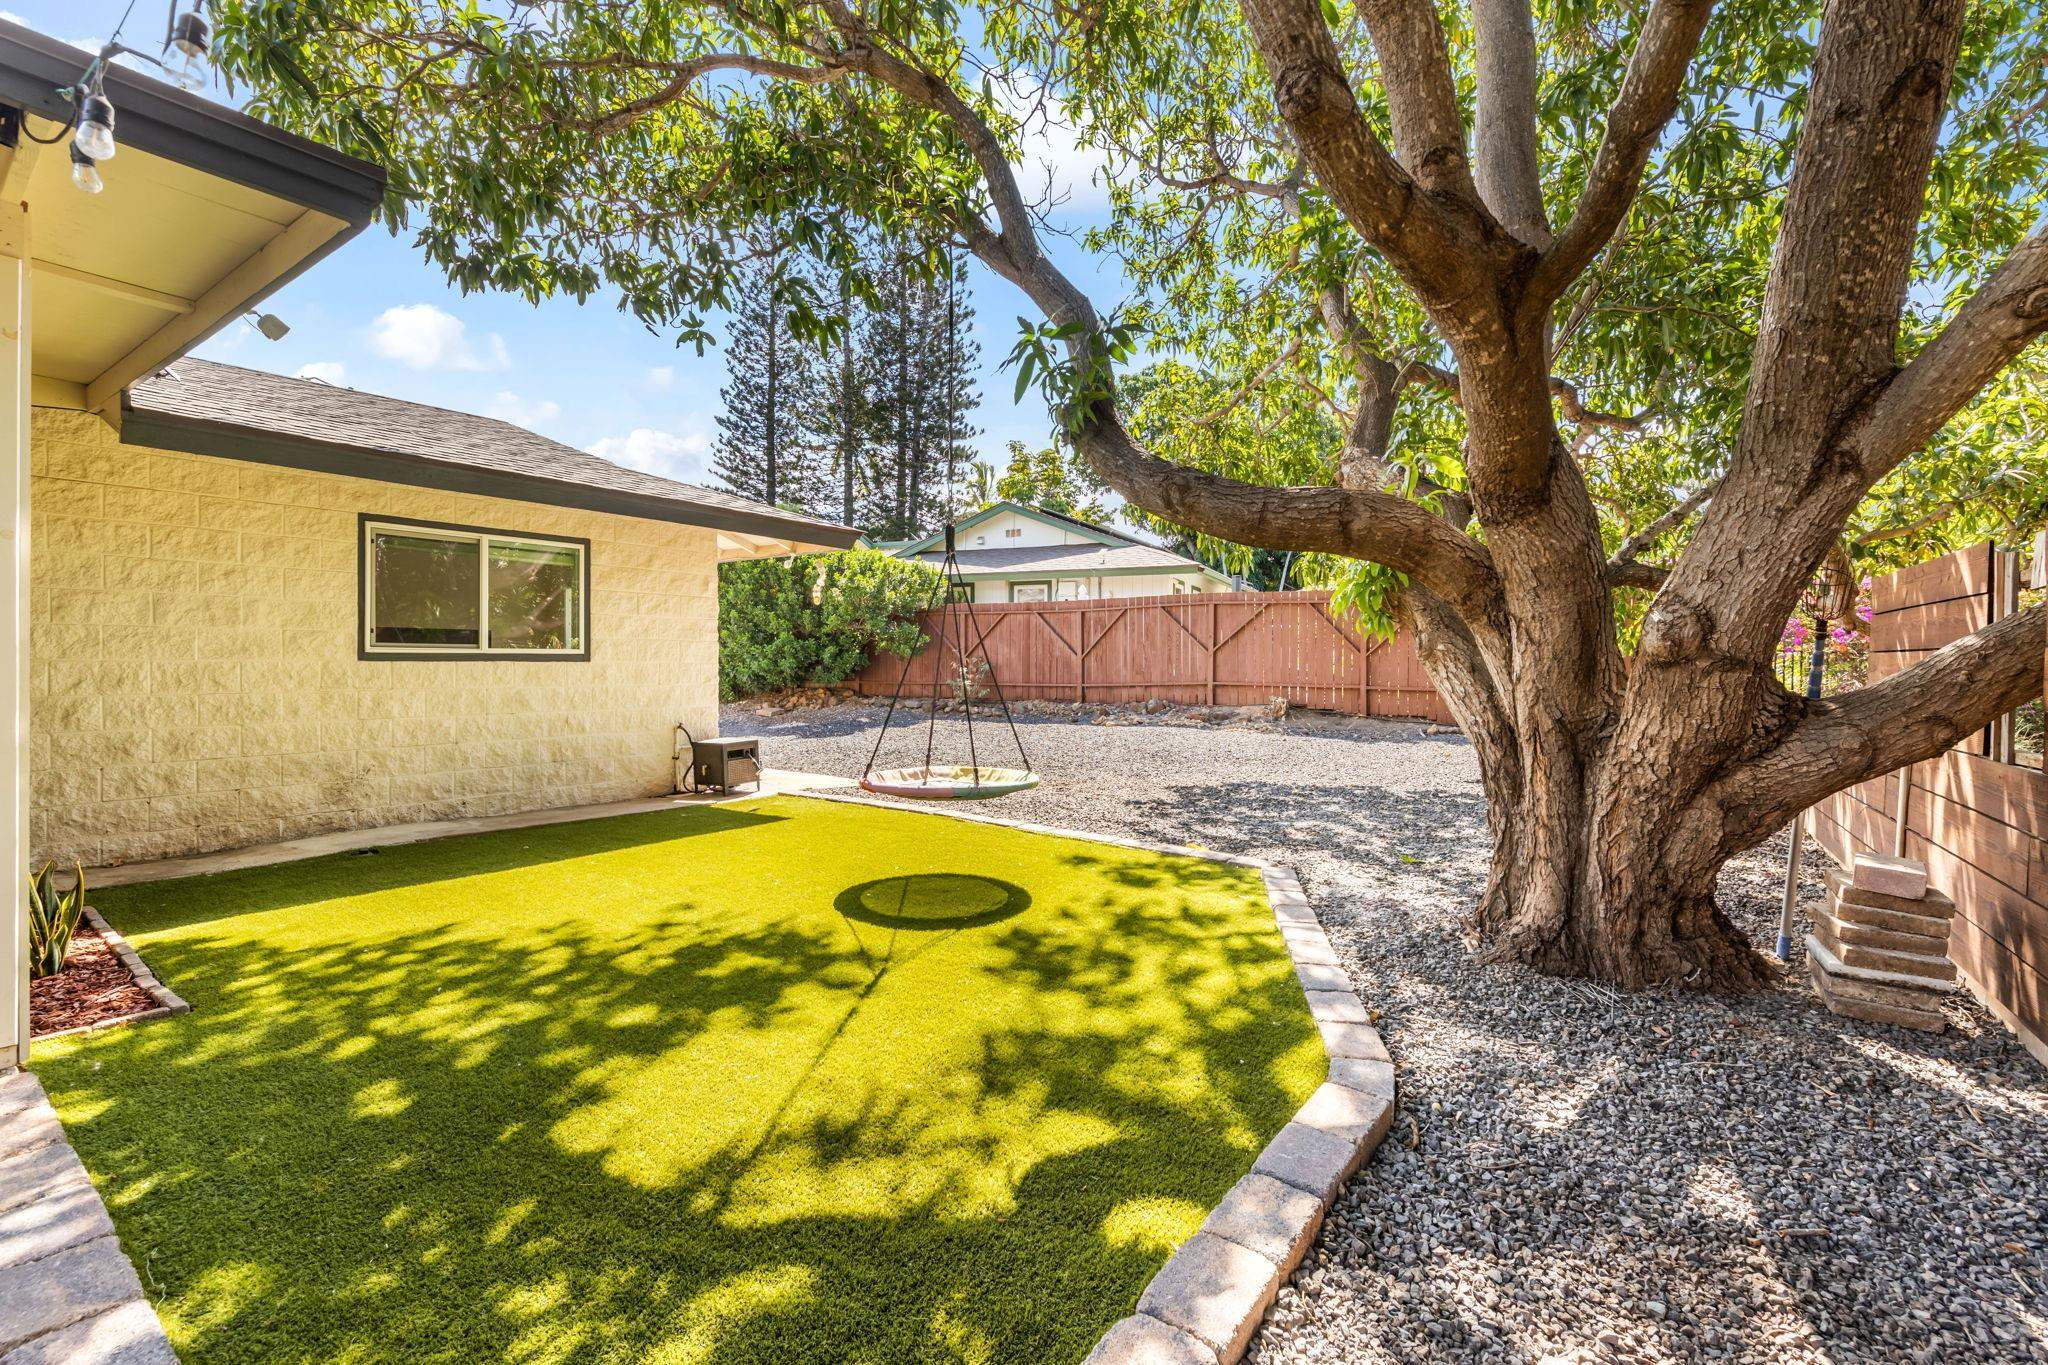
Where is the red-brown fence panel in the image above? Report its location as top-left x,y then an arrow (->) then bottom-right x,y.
1813,541 -> 2047,1059
849,589 -> 1456,724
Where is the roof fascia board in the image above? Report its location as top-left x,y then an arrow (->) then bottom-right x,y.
946,562 -> 1217,582
0,22 -> 385,224
897,500 -> 1127,555
119,406 -> 863,548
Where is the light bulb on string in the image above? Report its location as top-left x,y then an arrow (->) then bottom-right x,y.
69,143 -> 102,195
75,92 -> 116,161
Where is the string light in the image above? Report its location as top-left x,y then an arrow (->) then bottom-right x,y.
32,3 -> 214,192
68,143 -> 102,195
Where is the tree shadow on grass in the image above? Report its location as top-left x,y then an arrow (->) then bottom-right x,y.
34,812 -> 1318,1365
90,805 -> 790,937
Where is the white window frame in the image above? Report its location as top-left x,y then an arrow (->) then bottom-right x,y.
360,514 -> 591,661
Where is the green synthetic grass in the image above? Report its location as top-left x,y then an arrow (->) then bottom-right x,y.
34,796 -> 1320,1365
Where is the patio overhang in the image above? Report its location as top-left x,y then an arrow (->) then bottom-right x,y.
0,19 -> 385,1070
0,20 -> 384,413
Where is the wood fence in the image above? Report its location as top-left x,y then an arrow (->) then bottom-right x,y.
850,589 -> 1456,724
1810,542 -> 2046,1063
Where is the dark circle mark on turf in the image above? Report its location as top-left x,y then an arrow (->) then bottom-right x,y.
832,874 -> 1033,931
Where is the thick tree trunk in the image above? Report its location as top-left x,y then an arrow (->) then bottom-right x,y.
1405,587 -> 1771,990
1473,763 -> 1776,990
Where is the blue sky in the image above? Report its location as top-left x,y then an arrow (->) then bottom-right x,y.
14,2 -> 1131,495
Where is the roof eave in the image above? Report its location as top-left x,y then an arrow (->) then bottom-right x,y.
0,22 -> 386,225
118,403 -> 863,548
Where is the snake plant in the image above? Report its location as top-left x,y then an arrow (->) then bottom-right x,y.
27,862 -> 85,979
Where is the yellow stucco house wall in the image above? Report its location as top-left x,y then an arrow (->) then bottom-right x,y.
30,407 -> 716,867
27,364 -> 855,869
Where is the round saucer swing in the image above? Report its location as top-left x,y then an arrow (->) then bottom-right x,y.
861,527 -> 1039,801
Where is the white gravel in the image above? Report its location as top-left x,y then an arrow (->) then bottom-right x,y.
733,700 -> 2048,1364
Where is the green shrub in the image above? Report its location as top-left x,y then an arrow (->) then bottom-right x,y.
27,862 -> 85,979
719,549 -> 940,699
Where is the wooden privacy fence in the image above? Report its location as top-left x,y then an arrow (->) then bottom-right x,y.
850,589 -> 1456,724
1809,541 -> 2046,1061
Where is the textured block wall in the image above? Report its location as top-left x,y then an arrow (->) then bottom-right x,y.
30,408 -> 719,867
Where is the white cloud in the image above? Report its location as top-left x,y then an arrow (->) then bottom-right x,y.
647,365 -> 675,390
485,390 -> 562,429
991,75 -> 1110,211
368,304 -> 510,372
294,361 -> 347,385
587,427 -> 712,483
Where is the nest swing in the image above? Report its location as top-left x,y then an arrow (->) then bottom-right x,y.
860,527 -> 1039,801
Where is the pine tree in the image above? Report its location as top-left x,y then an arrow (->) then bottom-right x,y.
711,234 -> 819,510
801,272 -> 883,530
927,248 -> 981,521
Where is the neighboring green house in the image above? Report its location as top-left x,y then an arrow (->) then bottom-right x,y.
880,501 -> 1239,602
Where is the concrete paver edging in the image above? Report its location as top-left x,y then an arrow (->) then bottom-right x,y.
0,1070 -> 177,1363
792,790 -> 1397,1365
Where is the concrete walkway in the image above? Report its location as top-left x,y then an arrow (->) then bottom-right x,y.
82,770 -> 854,888
0,1069 -> 175,1363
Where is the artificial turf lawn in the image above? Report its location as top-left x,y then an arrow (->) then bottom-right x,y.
34,796 -> 1321,1364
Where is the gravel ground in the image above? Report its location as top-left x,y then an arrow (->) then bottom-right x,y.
733,699 -> 2048,1364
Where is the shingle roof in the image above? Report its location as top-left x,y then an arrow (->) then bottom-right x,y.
910,541 -> 1217,578
123,359 -> 858,546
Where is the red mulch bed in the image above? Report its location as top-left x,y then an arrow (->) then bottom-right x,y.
30,923 -> 160,1037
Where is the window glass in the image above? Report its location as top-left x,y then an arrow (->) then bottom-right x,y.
489,541 -> 582,650
372,531 -> 479,646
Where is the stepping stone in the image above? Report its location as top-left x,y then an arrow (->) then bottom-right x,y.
0,1237 -> 145,1353
0,1140 -> 94,1220
1808,957 -> 1946,1033
1817,904 -> 1948,956
1826,869 -> 1954,922
1849,853 -> 1929,902
1810,915 -> 1955,983
0,1300 -> 178,1364
0,1184 -> 114,1271
1805,936 -> 1958,996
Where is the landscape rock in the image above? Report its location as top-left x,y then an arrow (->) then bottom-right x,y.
746,700 -> 2047,1365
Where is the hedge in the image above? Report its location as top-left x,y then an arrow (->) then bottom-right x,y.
718,549 -> 941,700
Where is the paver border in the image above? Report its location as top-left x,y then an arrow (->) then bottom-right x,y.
0,1068 -> 178,1362
790,789 -> 1396,1364
31,908 -> 192,1044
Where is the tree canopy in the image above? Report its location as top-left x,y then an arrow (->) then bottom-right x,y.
212,0 -> 2048,987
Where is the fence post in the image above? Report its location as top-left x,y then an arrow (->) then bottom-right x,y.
1206,601 -> 1217,706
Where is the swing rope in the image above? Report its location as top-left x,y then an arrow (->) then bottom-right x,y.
860,527 -> 1036,800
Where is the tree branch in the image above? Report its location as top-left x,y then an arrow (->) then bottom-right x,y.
1607,480 -> 1716,574
576,53 -> 849,135
807,3 -> 1506,621
1529,0 -> 1715,307
1068,402 -> 1505,617
1854,227 -> 2048,482
1237,0 -> 1496,313
1714,603 -> 2045,849
1471,0 -> 1549,246
1348,0 -> 1479,202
